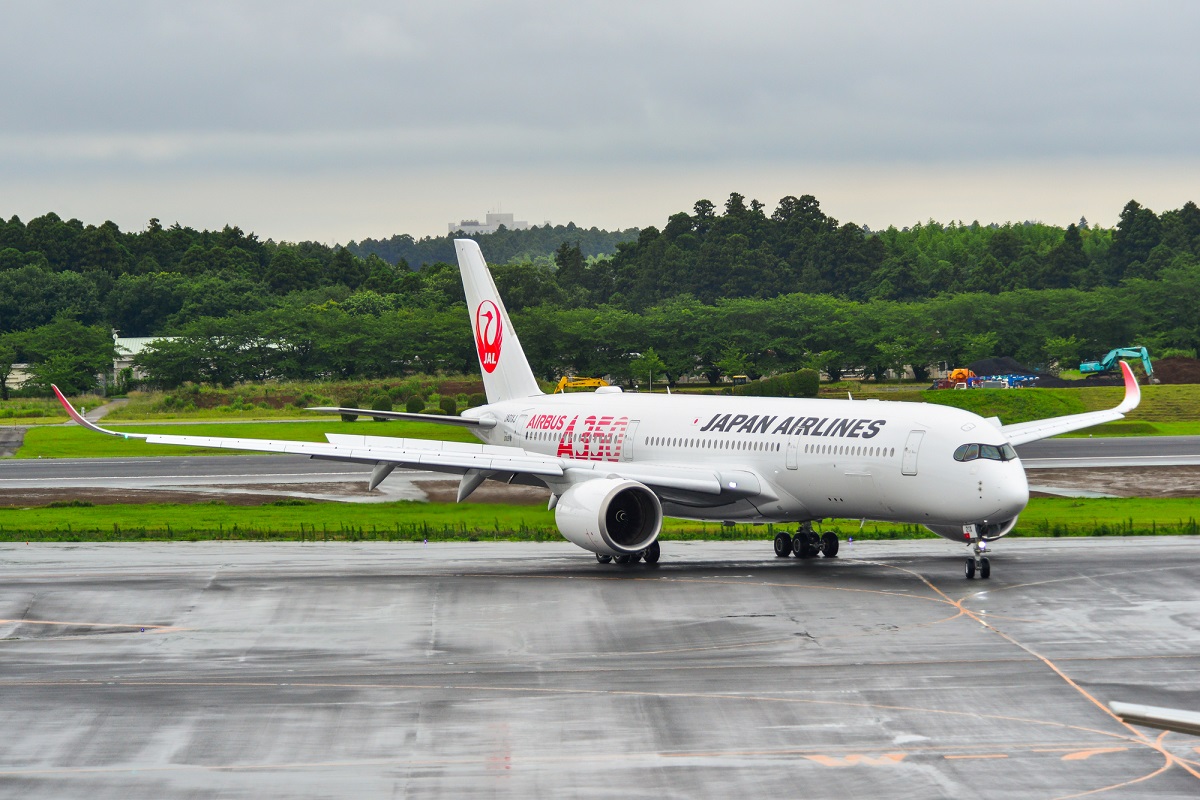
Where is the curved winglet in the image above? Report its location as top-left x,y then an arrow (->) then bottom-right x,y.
999,360 -> 1141,446
51,385 -> 146,439
1114,360 -> 1141,414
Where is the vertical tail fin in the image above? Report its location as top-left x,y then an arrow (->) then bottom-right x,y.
454,239 -> 542,403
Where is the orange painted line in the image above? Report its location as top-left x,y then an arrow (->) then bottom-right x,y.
1061,747 -> 1129,761
944,754 -> 1008,760
805,753 -> 906,767
1051,732 -> 1174,800
0,618 -> 179,631
880,562 -> 1200,791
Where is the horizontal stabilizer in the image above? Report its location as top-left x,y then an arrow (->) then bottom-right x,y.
306,406 -> 496,428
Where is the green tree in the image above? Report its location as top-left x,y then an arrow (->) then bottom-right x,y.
329,247 -> 369,289
553,241 -> 586,289
21,318 -> 115,395
0,332 -> 19,400
714,345 -> 749,381
632,348 -> 666,392
1043,334 -> 1083,371
1111,200 -> 1162,281
266,247 -> 320,293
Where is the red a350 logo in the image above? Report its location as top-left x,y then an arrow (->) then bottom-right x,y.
474,301 -> 503,373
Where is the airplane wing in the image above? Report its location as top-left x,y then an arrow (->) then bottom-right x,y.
1110,701 -> 1200,737
304,406 -> 497,428
999,361 -> 1141,446
51,386 -> 735,499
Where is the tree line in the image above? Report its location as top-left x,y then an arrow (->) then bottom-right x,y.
348,223 -> 639,268
130,264 -> 1197,389
1,194 -> 1197,394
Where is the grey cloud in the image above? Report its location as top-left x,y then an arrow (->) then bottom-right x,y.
0,0 -> 1197,236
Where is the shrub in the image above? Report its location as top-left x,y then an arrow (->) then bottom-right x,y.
406,395 -> 425,413
732,369 -> 819,398
439,396 -> 458,415
468,393 -> 486,408
370,393 -> 393,422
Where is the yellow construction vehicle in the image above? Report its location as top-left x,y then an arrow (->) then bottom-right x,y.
948,368 -> 976,383
553,376 -> 610,394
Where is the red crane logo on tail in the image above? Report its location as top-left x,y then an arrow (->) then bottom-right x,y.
474,301 -> 503,373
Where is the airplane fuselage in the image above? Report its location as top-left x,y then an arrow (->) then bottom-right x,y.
466,389 -> 1029,536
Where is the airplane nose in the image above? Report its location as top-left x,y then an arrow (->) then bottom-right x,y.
997,469 -> 1029,516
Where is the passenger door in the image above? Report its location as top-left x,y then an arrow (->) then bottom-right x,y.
622,420 -> 640,461
901,430 -> 924,476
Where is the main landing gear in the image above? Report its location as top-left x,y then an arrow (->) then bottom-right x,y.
596,540 -> 661,566
774,523 -> 839,560
964,531 -> 991,579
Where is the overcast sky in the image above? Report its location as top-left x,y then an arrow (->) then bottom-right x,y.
2,1 -> 1197,242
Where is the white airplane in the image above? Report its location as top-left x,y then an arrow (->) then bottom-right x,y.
53,240 -> 1141,578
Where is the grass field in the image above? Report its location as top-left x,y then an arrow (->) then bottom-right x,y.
920,383 -> 1200,435
14,418 -> 480,458
0,497 -> 1194,542
4,380 -> 1198,459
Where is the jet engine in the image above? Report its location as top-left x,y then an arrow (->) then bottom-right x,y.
924,516 -> 1020,543
555,479 -> 662,556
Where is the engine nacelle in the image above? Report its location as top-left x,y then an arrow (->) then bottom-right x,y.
924,516 -> 1020,544
555,479 -> 662,556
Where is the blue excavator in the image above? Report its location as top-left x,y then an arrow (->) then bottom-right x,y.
1079,346 -> 1158,384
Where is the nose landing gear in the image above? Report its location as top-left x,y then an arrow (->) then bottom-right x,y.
964,529 -> 991,579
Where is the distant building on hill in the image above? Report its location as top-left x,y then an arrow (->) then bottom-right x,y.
6,335 -> 178,394
448,212 -> 536,235
113,335 -> 177,380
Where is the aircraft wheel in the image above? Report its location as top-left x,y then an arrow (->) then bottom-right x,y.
615,554 -> 632,565
794,533 -> 819,559
596,554 -> 612,564
773,531 -> 793,557
821,532 -> 839,558
980,557 -> 991,579
964,558 -> 976,579
644,541 -> 661,564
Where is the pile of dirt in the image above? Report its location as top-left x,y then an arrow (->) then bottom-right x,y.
1153,357 -> 1200,384
968,356 -> 1037,376
1034,374 -> 1123,388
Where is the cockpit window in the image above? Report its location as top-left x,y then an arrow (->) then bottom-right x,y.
954,442 -> 1017,462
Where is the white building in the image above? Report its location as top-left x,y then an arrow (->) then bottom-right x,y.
113,336 -> 176,380
449,212 -> 532,235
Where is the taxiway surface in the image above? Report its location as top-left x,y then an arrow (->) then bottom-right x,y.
2,434 -> 1199,505
2,539 -> 1198,798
